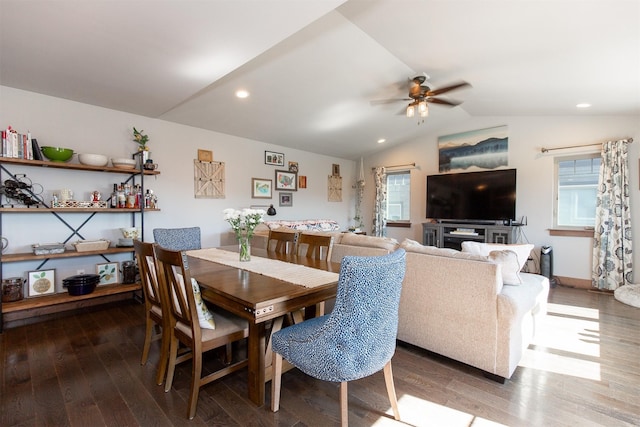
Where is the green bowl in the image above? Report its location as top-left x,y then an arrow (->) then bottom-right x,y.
41,146 -> 74,162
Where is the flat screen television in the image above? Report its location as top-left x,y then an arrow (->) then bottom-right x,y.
426,169 -> 516,224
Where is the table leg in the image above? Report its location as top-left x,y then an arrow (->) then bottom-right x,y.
247,321 -> 266,406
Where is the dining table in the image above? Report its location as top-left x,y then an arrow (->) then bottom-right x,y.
186,246 -> 340,407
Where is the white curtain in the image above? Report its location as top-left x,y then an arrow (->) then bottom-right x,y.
592,139 -> 633,290
372,167 -> 386,237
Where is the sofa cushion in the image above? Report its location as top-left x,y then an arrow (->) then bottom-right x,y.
488,250 -> 522,285
400,238 -> 487,261
340,233 -> 399,251
461,241 -> 534,270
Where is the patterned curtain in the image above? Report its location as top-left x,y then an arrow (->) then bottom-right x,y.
592,139 -> 633,290
372,167 -> 387,237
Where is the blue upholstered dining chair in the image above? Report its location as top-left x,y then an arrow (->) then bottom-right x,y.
153,227 -> 201,251
270,249 -> 407,426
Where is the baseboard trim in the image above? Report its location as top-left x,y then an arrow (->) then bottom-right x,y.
555,276 -> 591,289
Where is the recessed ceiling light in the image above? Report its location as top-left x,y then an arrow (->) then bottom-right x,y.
576,103 -> 591,108
377,138 -> 386,144
235,90 -> 249,98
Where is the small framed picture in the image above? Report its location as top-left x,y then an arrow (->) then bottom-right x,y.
332,163 -> 340,176
299,175 -> 307,189
28,269 -> 55,297
96,262 -> 119,285
288,161 -> 298,173
275,170 -> 297,191
251,178 -> 272,199
279,192 -> 293,207
265,150 -> 284,166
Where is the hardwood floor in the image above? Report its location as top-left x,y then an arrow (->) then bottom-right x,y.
1,285 -> 639,426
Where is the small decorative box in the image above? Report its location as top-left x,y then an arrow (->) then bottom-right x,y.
32,243 -> 66,255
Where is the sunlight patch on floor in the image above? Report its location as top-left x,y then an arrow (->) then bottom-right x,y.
369,395 -> 508,427
519,302 -> 601,381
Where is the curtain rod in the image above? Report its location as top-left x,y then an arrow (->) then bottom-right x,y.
541,138 -> 633,153
371,162 -> 416,170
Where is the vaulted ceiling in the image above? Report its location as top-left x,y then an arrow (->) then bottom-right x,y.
1,0 -> 638,160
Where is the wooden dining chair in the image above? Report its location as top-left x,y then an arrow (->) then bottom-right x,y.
267,229 -> 299,254
134,239 -> 171,386
296,232 -> 334,261
154,245 -> 249,419
294,232 -> 335,317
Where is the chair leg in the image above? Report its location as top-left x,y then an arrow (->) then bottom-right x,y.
140,316 -> 154,365
155,326 -> 170,385
186,348 -> 203,420
383,361 -> 400,421
340,381 -> 348,427
164,336 -> 180,392
270,352 -> 283,412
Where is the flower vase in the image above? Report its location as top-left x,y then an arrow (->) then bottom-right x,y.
238,235 -> 251,262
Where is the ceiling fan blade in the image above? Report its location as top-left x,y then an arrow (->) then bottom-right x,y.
427,97 -> 462,106
426,81 -> 471,97
370,98 -> 411,106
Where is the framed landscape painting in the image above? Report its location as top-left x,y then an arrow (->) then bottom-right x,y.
251,178 -> 272,199
438,125 -> 508,173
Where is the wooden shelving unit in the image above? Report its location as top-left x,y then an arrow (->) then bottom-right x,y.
0,156 -> 160,331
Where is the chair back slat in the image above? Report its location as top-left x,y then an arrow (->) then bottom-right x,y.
267,229 -> 299,254
134,240 -> 163,309
155,246 -> 200,339
296,233 -> 334,261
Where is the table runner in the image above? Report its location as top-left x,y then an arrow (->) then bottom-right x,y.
186,248 -> 339,288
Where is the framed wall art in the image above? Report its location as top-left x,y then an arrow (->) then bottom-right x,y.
251,178 -> 272,199
97,262 -> 119,285
298,175 -> 307,189
265,150 -> 284,166
288,161 -> 298,173
275,170 -> 297,191
28,269 -> 55,297
279,192 -> 293,207
438,125 -> 508,173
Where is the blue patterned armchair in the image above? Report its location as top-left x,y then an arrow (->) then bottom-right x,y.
270,249 -> 406,426
153,227 -> 201,251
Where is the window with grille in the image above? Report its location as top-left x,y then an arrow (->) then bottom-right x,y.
554,154 -> 601,227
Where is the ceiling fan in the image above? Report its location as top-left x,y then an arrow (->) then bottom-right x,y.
371,75 -> 470,118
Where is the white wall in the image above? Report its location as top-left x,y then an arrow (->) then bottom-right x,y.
0,86 -> 356,289
362,115 -> 640,282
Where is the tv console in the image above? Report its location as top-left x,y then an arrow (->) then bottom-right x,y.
423,222 -> 520,250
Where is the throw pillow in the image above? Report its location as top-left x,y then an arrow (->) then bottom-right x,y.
461,241 -> 534,270
488,250 -> 522,285
399,238 -> 488,261
340,233 -> 399,251
175,273 -> 216,330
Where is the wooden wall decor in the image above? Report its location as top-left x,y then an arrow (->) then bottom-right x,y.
194,160 -> 225,198
328,175 -> 342,202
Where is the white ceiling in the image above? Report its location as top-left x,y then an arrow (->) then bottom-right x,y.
1,0 -> 639,160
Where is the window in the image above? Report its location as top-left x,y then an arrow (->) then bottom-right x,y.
554,154 -> 601,228
386,171 -> 411,223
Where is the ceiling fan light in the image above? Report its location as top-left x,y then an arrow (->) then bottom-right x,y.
418,100 -> 428,117
406,105 -> 415,118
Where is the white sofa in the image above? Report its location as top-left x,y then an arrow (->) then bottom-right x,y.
329,235 -> 549,381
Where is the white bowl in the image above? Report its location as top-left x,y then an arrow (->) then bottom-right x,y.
78,153 -> 108,166
111,158 -> 137,169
